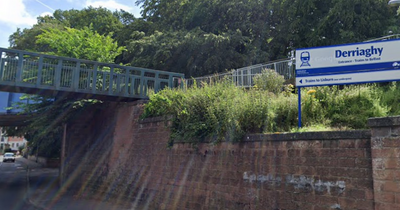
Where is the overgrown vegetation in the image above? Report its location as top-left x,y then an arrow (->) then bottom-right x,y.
142,70 -> 400,145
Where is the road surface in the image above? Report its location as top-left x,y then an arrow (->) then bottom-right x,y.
0,157 -> 38,209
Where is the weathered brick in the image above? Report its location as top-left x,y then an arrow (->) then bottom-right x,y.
347,189 -> 366,199
383,158 -> 400,169
355,158 -> 372,168
65,101 -> 383,210
375,192 -> 395,203
372,148 -> 396,158
339,140 -> 356,148
338,197 -> 356,209
356,139 -> 371,148
337,158 -> 356,167
375,202 -> 400,210
354,200 -> 374,210
383,181 -> 400,193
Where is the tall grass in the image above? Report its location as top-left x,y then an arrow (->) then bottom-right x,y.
142,74 -> 399,144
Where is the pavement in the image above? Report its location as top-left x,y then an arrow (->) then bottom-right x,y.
18,157 -> 133,210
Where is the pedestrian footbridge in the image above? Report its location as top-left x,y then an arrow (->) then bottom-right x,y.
0,48 -> 184,101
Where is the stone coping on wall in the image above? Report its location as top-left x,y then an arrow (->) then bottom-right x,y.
139,115 -> 173,124
368,115 -> 400,127
245,130 -> 371,142
139,116 -> 371,142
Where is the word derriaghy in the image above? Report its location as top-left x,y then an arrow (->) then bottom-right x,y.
335,46 -> 383,58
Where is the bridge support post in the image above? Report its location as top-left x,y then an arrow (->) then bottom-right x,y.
16,52 -> 24,82
36,56 -> 43,86
60,123 -> 67,187
92,64 -> 98,93
55,59 -> 63,89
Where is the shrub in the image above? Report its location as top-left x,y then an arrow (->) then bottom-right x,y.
378,82 -> 400,115
142,79 -> 393,145
143,79 -> 276,144
253,69 -> 285,94
303,85 -> 388,129
270,93 -> 298,132
325,85 -> 387,129
300,88 -> 327,127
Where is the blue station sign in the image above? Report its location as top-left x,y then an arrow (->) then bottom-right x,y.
295,39 -> 400,87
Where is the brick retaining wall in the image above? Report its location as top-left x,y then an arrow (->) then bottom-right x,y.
63,101 -> 400,209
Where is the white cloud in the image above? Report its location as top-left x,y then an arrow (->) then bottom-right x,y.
85,0 -> 133,12
39,12 -> 53,18
0,0 -> 37,27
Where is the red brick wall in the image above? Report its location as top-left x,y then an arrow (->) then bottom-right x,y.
64,101 -> 400,210
369,117 -> 400,210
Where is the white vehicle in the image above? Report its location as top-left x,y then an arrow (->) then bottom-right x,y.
3,153 -> 15,162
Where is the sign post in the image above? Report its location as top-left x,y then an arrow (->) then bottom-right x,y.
295,39 -> 400,127
298,87 -> 301,128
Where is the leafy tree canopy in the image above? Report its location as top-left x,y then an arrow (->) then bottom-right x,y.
4,27 -> 123,158
9,7 -> 123,52
9,1 -> 398,77
36,26 -> 125,62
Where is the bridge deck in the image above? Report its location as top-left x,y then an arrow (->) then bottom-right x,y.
0,48 -> 184,101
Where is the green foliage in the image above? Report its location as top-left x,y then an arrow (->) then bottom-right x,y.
142,81 -> 397,145
269,0 -> 395,56
290,124 -> 339,133
36,26 -> 125,63
9,22 -> 65,52
5,2 -> 400,147
253,69 -> 285,94
304,85 -> 388,129
51,7 -> 123,36
9,2 -> 398,75
377,82 -> 400,115
9,7 -> 123,51
127,28 -> 248,77
301,89 -> 326,127
5,25 -> 122,158
143,79 -> 285,144
270,93 -> 298,131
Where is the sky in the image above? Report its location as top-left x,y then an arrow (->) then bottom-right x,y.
0,0 -> 142,49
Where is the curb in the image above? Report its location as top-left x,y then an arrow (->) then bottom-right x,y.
24,161 -> 48,210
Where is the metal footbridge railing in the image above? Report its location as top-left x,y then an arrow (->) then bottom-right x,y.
185,59 -> 295,88
186,34 -> 400,88
0,48 -> 184,100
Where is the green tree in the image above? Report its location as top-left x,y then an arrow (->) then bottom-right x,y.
8,18 -> 64,52
268,0 -> 396,58
4,27 -> 124,158
10,2 -> 398,76
127,28 -> 249,77
9,7 -> 123,52
51,7 -> 123,36
36,26 -> 125,62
